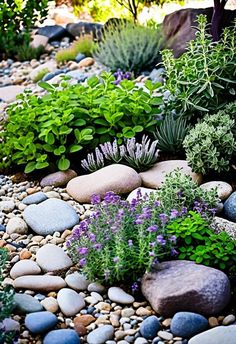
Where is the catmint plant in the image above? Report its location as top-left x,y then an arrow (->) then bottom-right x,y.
114,69 -> 132,85
66,191 -> 178,285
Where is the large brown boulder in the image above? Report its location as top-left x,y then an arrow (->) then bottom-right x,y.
163,7 -> 236,57
141,260 -> 230,316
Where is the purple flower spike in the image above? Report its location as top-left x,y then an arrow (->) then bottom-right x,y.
156,235 -> 166,245
113,256 -> 120,263
79,258 -> 87,267
170,209 -> 179,219
171,248 -> 178,256
128,239 -> 133,247
147,225 -> 158,233
159,213 -> 169,224
91,194 -> 101,205
77,247 -> 89,255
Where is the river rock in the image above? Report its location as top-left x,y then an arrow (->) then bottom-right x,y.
189,325 -> 236,344
87,324 -> 114,344
141,260 -> 230,316
0,86 -> 25,103
14,293 -> 43,314
65,272 -> 90,291
37,25 -> 68,41
41,297 -> 59,313
223,191 -> 236,222
200,181 -> 232,201
67,164 -> 142,203
36,244 -> 72,272
57,288 -> 85,316
140,316 -> 161,339
0,200 -> 15,213
23,198 -> 79,235
170,312 -> 208,338
139,160 -> 202,188
78,57 -> 94,68
40,170 -> 77,187
108,287 -> 134,304
6,217 -> 28,235
29,61 -> 57,81
30,35 -> 49,49
126,187 -> 157,203
0,318 -> 20,332
211,216 -> 236,239
22,192 -> 48,205
43,329 -> 81,344
25,311 -> 58,334
13,275 -> 66,291
10,260 -> 41,279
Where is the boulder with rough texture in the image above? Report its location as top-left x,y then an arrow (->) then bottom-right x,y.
67,164 -> 142,203
141,260 -> 230,316
0,86 -> 25,103
23,198 -> 79,235
223,191 -> 236,222
66,22 -> 103,40
10,260 -> 41,279
36,244 -> 72,272
40,169 -> 77,187
139,160 -> 202,188
200,181 -> 232,201
37,25 -> 69,41
189,325 -> 236,344
163,7 -> 236,57
13,275 -> 66,291
211,216 -> 236,240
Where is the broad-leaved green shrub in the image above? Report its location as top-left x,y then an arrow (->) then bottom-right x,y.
162,15 -> 236,118
183,112 -> 236,174
167,211 -> 236,271
94,22 -> 163,75
0,73 -> 162,173
0,0 -> 48,59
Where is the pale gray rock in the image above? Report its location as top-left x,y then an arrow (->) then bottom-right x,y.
14,293 -> 43,313
36,244 -> 72,272
10,260 -> 41,279
40,169 -> 77,187
189,325 -> 236,344
13,275 -> 66,291
108,287 -> 134,304
65,272 -> 89,291
87,325 -> 114,344
126,187 -> 157,203
200,181 -> 232,201
57,288 -> 85,316
6,217 -> 28,235
0,86 -> 25,103
22,192 -> 48,205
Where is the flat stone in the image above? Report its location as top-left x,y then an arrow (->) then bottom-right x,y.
14,293 -> 43,313
13,275 -> 66,291
126,187 -> 157,203
211,216 -> 236,239
141,260 -> 230,316
36,244 -> 72,272
0,86 -> 25,103
10,260 -> 41,279
23,198 -> 79,235
40,170 -> 77,187
22,192 -> 48,205
200,181 -> 232,201
87,324 -> 114,344
189,325 -> 236,344
43,329 -> 81,344
6,217 -> 28,235
57,288 -> 85,317
170,312 -> 208,338
223,191 -> 236,222
67,164 -> 141,203
25,311 -> 58,334
65,272 -> 89,291
139,160 -> 202,188
108,287 -> 134,304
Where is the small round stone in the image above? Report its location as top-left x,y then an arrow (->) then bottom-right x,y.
87,325 -> 114,344
25,311 -> 58,334
140,316 -> 161,340
171,312 -> 208,338
108,287 -> 134,305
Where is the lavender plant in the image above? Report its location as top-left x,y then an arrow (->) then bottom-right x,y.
66,191 -> 178,285
81,135 -> 159,173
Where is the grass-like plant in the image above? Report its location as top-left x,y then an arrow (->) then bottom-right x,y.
33,68 -> 50,83
17,43 -> 45,62
94,22 -> 163,75
56,35 -> 95,63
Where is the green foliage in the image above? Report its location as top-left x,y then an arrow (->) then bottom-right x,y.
162,15 -> 236,118
155,169 -> 218,215
17,43 -> 45,62
56,35 -> 95,63
0,0 -> 48,58
167,211 -> 236,271
33,68 -> 50,83
183,111 -> 236,174
81,135 -> 159,172
155,114 -> 189,154
67,191 -> 175,285
0,73 -> 162,173
0,249 -> 16,344
94,22 -> 163,75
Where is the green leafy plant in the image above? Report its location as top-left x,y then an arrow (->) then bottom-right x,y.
67,191 -> 177,285
81,135 -> 159,172
154,114 -> 189,154
0,0 -> 48,59
155,169 -> 218,215
0,73 -> 162,173
162,15 -> 236,118
94,22 -> 163,75
56,35 -> 95,63
17,43 -> 45,62
33,68 -> 50,83
0,249 -> 16,344
183,112 -> 236,174
167,211 -> 236,271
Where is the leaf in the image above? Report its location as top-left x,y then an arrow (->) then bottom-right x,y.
47,133 -> 55,145
35,161 -> 49,169
38,81 -> 55,92
69,144 -> 82,153
133,125 -> 143,133
25,161 -> 36,173
185,237 -> 192,245
58,157 -> 70,171
74,119 -> 86,126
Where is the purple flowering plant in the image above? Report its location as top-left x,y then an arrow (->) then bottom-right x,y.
66,190 -> 179,285
114,69 -> 132,85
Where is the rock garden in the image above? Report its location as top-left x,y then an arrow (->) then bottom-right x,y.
0,0 -> 236,344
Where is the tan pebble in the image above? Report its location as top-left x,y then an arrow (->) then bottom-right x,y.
95,302 -> 111,311
20,249 -> 32,260
41,297 -> 59,313
162,318 -> 172,327
173,337 -> 183,341
110,314 -> 120,327
208,316 -> 219,327
73,315 -> 95,327
60,323 -> 67,329
48,291 -> 57,298
95,315 -> 110,325
5,244 -> 16,252
121,308 -> 135,317
32,236 -> 44,243
86,323 -> 96,331
18,203 -> 27,211
218,316 -> 225,323
61,230 -> 72,240
133,302 -> 147,308
78,57 -> 94,68
136,307 -> 152,317
125,329 -> 137,335
115,330 -> 126,340
74,322 -> 87,336
0,239 -> 6,247
222,314 -> 236,325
